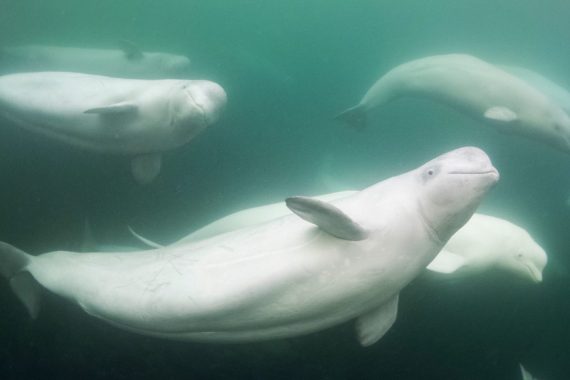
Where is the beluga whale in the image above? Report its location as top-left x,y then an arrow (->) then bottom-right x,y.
0,147 -> 499,345
336,54 -> 570,155
426,213 -> 547,282
0,72 -> 227,183
0,42 -> 191,79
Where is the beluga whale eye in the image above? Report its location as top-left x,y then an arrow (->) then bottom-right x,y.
422,166 -> 440,182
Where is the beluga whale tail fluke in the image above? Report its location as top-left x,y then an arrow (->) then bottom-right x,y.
0,242 -> 41,319
0,147 -> 498,345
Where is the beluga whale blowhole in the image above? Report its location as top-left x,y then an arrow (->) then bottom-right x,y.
0,72 -> 227,183
336,54 -> 570,155
0,147 -> 499,345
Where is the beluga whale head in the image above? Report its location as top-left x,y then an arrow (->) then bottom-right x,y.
495,228 -> 547,283
416,147 -> 500,244
169,80 -> 227,138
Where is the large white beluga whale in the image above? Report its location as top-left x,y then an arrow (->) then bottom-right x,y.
0,43 -> 191,79
0,147 -> 499,345
336,54 -> 570,155
0,72 -> 227,183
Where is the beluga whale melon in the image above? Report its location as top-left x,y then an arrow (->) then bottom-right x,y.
0,42 -> 191,79
0,147 -> 499,345
336,54 -> 570,155
0,72 -> 227,183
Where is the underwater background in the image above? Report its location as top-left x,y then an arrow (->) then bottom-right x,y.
0,1 -> 569,379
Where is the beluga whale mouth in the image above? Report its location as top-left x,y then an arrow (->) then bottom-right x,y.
523,262 -> 543,283
448,169 -> 500,177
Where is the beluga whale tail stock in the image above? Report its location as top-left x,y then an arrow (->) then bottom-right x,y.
336,54 -> 570,155
0,72 -> 227,184
0,147 -> 498,345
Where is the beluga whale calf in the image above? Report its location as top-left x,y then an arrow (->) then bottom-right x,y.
0,147 -> 499,345
0,72 -> 227,183
336,54 -> 570,155
0,43 -> 192,79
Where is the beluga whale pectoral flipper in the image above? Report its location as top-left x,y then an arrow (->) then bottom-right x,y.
0,147 -> 499,345
0,72 -> 227,183
336,54 -> 570,155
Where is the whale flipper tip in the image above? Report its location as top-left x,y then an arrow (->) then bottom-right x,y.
356,294 -> 399,347
426,250 -> 466,273
335,104 -> 367,130
127,225 -> 164,249
285,196 -> 368,241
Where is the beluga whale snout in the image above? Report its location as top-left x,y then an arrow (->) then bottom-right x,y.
184,80 -> 227,125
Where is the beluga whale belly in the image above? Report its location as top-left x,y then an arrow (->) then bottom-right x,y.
0,147 -> 499,345
0,72 -> 227,183
336,54 -> 570,155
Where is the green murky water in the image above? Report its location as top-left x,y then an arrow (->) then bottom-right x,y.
0,1 -> 568,379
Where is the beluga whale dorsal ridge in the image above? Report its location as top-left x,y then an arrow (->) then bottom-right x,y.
336,54 -> 570,155
0,72 -> 227,183
0,147 -> 499,345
